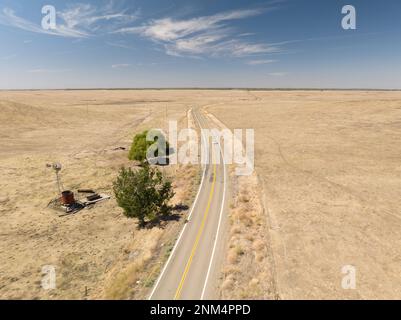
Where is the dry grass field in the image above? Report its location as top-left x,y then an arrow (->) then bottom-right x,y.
207,90 -> 401,300
0,90 -> 200,299
1,89 -> 400,300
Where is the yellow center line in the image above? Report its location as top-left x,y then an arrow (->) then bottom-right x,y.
174,162 -> 217,300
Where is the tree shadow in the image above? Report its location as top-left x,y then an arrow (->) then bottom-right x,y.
173,203 -> 189,212
144,213 -> 181,229
142,203 -> 189,229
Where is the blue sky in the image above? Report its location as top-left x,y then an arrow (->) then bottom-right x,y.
0,0 -> 400,89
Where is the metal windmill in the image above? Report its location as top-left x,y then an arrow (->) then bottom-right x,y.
46,162 -> 64,193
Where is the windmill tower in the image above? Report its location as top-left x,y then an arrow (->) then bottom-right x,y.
46,162 -> 63,193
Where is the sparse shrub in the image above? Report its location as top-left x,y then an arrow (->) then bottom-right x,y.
239,194 -> 250,203
113,164 -> 175,228
235,245 -> 245,256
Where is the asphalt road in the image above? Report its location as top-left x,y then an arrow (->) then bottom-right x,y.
148,108 -> 227,300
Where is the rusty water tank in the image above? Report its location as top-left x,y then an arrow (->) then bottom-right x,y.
61,190 -> 75,206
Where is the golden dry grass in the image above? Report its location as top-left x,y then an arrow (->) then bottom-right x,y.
208,90 -> 401,300
0,90 -> 199,299
3,89 -> 401,300
218,170 -> 277,300
205,110 -> 276,299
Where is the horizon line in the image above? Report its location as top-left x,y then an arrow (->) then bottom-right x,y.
1,87 -> 401,92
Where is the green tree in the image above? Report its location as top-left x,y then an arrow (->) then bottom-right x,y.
113,165 -> 175,228
128,130 -> 150,162
128,130 -> 170,164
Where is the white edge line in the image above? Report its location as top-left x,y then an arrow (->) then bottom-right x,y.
148,108 -> 208,300
200,115 -> 227,300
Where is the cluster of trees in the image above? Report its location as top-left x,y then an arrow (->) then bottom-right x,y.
113,130 -> 174,228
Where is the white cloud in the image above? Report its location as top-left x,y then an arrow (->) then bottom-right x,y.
117,7 -> 283,58
106,41 -> 136,50
118,9 -> 262,41
0,2 -> 139,38
0,7 -> 89,38
164,29 -> 229,56
238,32 -> 255,37
59,3 -> 138,33
217,41 -> 280,57
165,38 -> 281,58
246,59 -> 277,65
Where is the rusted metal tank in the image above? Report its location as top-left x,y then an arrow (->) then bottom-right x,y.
61,190 -> 75,206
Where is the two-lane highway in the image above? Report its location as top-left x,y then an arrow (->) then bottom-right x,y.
148,108 -> 227,300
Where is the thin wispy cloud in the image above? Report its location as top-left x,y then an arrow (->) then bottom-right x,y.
58,3 -> 139,34
106,41 -> 136,50
0,2 -> 139,38
219,41 -> 280,57
118,9 -> 262,41
0,7 -> 89,38
117,7 -> 283,58
246,59 -> 276,65
0,2 -> 284,58
238,32 -> 256,37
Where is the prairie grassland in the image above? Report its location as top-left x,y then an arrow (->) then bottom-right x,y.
0,90 -> 200,299
208,90 -> 401,299
2,89 -> 400,300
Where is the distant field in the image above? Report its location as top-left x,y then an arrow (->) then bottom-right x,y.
1,89 -> 400,299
